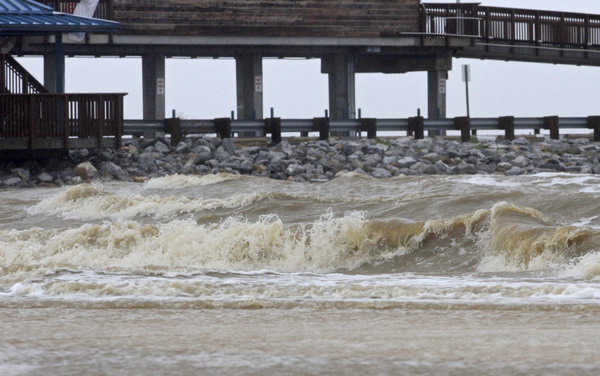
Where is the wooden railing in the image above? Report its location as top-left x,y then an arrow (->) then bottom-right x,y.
1,55 -> 48,94
421,3 -> 600,48
37,0 -> 113,20
0,94 -> 125,149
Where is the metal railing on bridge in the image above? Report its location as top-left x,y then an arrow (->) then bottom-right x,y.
421,3 -> 600,48
125,116 -> 600,145
39,0 -> 112,20
0,93 -> 125,150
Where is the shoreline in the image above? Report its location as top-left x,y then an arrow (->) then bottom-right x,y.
1,136 -> 599,188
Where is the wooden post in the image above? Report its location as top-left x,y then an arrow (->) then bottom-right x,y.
115,95 -> 124,149
360,118 -> 377,139
313,117 -> 330,141
544,116 -> 560,140
499,116 -> 515,141
28,95 -> 35,150
455,116 -> 471,142
97,95 -> 105,149
408,116 -> 424,140
63,95 -> 70,149
0,55 -> 5,93
215,118 -> 232,139
587,116 -> 600,142
165,117 -> 182,147
265,117 -> 282,144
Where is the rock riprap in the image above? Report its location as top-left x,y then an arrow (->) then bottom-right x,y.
1,136 -> 600,187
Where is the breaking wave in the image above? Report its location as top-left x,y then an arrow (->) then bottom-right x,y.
7,202 -> 600,278
27,184 -> 272,220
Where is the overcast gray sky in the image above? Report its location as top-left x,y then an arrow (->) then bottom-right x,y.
17,0 -> 600,120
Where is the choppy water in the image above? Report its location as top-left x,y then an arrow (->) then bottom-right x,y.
2,172 -> 600,375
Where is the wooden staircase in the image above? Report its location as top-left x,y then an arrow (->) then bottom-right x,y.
0,54 -> 48,94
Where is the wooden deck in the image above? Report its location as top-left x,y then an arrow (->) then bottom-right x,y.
0,93 -> 125,150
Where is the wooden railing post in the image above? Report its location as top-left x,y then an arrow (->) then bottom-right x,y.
0,55 -> 5,93
455,117 -> 471,142
264,117 -> 282,144
587,116 -> 600,142
313,117 -> 330,141
115,95 -> 124,148
408,116 -> 424,140
499,116 -> 515,141
544,116 -> 560,140
28,96 -> 36,150
63,95 -> 70,149
360,118 -> 377,139
97,95 -> 105,148
215,118 -> 232,139
165,116 -> 182,146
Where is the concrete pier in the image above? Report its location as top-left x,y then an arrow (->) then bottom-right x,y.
236,54 -> 263,120
327,53 -> 356,120
142,53 -> 166,120
427,70 -> 448,136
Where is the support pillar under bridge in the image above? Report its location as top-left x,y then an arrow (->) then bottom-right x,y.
142,53 -> 166,121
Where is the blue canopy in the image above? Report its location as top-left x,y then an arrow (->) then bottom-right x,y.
0,0 -> 120,35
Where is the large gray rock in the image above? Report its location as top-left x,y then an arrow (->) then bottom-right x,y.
154,140 -> 171,154
74,162 -> 98,180
101,162 -> 128,180
221,139 -> 236,155
398,157 -> 417,168
12,168 -> 30,181
37,172 -> 54,183
371,168 -> 392,179
137,153 -> 156,172
3,176 -> 22,187
511,155 -> 531,168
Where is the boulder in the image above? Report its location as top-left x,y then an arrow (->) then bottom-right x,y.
74,162 -> 98,180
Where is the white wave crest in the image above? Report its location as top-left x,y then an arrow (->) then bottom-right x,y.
27,184 -> 265,220
143,173 -> 240,189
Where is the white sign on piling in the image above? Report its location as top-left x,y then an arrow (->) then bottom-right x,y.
255,76 -> 263,93
156,78 -> 165,95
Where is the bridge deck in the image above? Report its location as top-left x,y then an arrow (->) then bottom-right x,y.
18,1 -> 600,67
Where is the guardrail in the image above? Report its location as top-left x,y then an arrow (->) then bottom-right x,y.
421,3 -> 600,48
125,116 -> 600,145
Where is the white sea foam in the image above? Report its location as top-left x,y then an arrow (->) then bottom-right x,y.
3,270 -> 600,306
143,173 -> 240,189
458,176 -> 524,188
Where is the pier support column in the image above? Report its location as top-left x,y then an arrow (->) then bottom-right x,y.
236,54 -> 263,136
325,53 -> 356,137
236,54 -> 263,120
142,53 -> 166,120
427,70 -> 448,136
328,53 -> 356,121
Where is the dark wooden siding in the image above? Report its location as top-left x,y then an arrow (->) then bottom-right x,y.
111,0 -> 420,37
